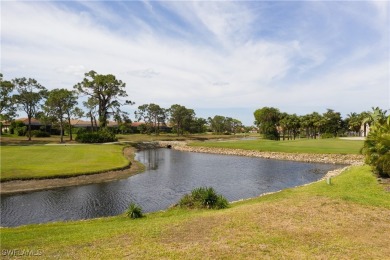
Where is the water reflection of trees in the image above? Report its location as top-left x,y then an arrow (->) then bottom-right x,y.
146,149 -> 159,170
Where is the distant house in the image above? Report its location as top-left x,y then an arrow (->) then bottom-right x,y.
2,118 -> 119,132
0,120 -> 11,133
69,119 -> 119,131
1,118 -> 52,133
18,118 -> 48,130
130,122 -> 145,128
69,119 -> 94,130
249,127 -> 258,134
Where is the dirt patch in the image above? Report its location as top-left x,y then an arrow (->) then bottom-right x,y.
161,215 -> 224,244
379,177 -> 390,192
0,147 -> 144,195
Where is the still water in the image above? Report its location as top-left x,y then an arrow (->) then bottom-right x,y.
1,149 -> 344,227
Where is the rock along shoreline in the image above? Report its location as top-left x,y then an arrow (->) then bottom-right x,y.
157,141 -> 364,165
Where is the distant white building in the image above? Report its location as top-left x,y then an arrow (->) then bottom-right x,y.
360,122 -> 370,137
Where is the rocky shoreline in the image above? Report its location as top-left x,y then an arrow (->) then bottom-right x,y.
157,141 -> 364,166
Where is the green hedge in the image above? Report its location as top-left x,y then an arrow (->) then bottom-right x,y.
75,129 -> 118,143
31,130 -> 50,137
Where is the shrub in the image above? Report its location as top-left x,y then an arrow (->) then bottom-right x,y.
321,133 -> 335,139
75,128 -> 117,143
178,187 -> 229,210
14,126 -> 27,136
31,130 -> 50,137
126,203 -> 143,219
362,118 -> 390,178
9,121 -> 25,135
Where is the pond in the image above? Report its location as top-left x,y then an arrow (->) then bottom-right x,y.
1,149 -> 344,227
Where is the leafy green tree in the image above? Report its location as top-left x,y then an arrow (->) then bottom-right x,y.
0,73 -> 17,121
207,116 -> 242,134
230,118 -> 243,135
253,107 -> 280,140
113,111 -> 132,134
135,103 -> 167,135
321,109 -> 342,137
44,89 -> 78,143
35,111 -> 55,134
208,115 -> 226,134
189,117 -> 208,134
74,70 -> 133,128
169,104 -> 195,136
10,121 -> 27,136
12,77 -> 47,141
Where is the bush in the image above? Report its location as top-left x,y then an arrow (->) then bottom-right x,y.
178,187 -> 229,210
31,130 -> 50,137
9,121 -> 25,135
14,126 -> 27,136
320,133 -> 335,139
126,203 -> 144,219
75,128 -> 117,143
362,118 -> 390,178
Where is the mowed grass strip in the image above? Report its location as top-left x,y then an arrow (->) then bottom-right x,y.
1,144 -> 129,181
1,166 -> 389,259
190,138 -> 364,154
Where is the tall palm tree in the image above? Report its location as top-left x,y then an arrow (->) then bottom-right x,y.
363,107 -> 388,126
346,112 -> 362,136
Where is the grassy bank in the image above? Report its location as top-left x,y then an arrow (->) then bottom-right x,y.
190,138 -> 364,154
1,144 -> 130,181
1,165 -> 389,259
0,133 -> 251,145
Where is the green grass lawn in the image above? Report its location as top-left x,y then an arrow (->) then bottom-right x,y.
1,144 -> 130,181
190,138 -> 364,154
1,165 -> 389,259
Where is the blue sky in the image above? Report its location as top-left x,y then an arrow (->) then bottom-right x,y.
1,0 -> 389,125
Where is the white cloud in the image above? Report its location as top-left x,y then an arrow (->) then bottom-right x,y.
1,1 -> 389,124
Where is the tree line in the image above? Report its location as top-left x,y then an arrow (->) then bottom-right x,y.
1,71 -> 132,142
0,72 -> 243,142
134,103 -> 244,136
254,106 -> 388,140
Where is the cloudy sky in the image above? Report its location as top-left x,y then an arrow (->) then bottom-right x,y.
2,0 -> 389,125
